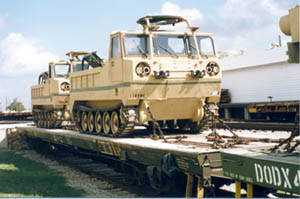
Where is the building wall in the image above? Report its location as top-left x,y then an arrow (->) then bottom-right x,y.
222,62 -> 300,103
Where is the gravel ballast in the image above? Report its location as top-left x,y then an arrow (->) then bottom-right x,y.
16,150 -> 137,197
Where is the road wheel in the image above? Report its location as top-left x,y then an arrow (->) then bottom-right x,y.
33,112 -> 37,124
76,110 -> 81,123
50,112 -> 56,128
42,112 -> 47,127
39,112 -> 44,127
46,112 -> 51,128
110,111 -> 120,136
87,112 -> 94,133
37,113 -> 41,127
44,112 -> 47,128
81,112 -> 88,132
94,112 -> 102,134
102,112 -> 111,135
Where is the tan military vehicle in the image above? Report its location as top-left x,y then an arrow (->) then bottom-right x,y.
69,15 -> 222,136
31,51 -> 96,128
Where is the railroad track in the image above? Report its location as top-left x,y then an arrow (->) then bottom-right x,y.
27,138 -> 171,197
25,136 -> 273,198
0,120 -> 33,125
220,121 -> 295,131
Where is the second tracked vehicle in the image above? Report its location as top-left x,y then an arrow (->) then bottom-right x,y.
70,15 -> 222,137
31,51 -> 95,128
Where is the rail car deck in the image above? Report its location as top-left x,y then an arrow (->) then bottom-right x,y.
16,126 -> 291,176
16,125 -> 298,197
17,126 -> 224,177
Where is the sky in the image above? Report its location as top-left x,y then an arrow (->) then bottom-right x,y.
0,0 -> 299,111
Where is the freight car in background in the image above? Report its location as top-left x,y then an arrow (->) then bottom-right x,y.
219,46 -> 299,122
0,111 -> 32,120
219,6 -> 300,123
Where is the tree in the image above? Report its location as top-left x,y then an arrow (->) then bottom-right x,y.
7,98 -> 25,112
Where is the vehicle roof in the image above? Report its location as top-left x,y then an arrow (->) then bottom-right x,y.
137,15 -> 185,26
110,30 -> 213,36
48,60 -> 82,65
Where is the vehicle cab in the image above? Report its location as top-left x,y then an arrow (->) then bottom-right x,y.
108,16 -> 221,104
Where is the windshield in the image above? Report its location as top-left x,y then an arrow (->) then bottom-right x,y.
189,36 -> 215,56
123,34 -> 215,57
54,64 -> 70,77
124,34 -> 149,56
153,35 -> 186,56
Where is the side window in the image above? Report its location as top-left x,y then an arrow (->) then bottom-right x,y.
49,64 -> 54,78
111,36 -> 121,58
74,63 -> 90,72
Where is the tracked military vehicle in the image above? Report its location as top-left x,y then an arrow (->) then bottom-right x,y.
70,15 -> 222,136
31,51 -> 98,128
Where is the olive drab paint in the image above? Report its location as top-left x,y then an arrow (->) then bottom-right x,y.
222,152 -> 300,195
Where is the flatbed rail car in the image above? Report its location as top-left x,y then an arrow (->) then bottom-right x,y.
221,149 -> 300,196
17,127 -> 223,182
16,126 -> 297,196
219,100 -> 299,122
0,112 -> 32,120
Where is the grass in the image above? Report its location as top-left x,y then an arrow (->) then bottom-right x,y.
0,150 -> 85,197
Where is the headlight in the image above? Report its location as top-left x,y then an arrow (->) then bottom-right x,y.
206,61 -> 220,76
60,82 -> 70,91
135,62 -> 151,77
136,65 -> 143,76
143,65 -> 151,76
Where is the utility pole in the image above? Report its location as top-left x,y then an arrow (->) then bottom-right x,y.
278,35 -> 282,47
5,97 -> 8,111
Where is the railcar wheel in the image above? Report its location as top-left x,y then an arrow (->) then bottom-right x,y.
87,112 -> 94,133
102,112 -> 111,135
81,112 -> 88,132
110,111 -> 120,136
133,167 -> 146,186
95,112 -> 102,134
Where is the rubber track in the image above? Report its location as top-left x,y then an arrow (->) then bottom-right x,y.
74,106 -> 137,137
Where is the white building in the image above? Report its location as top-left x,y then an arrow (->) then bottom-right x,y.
221,46 -> 300,104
